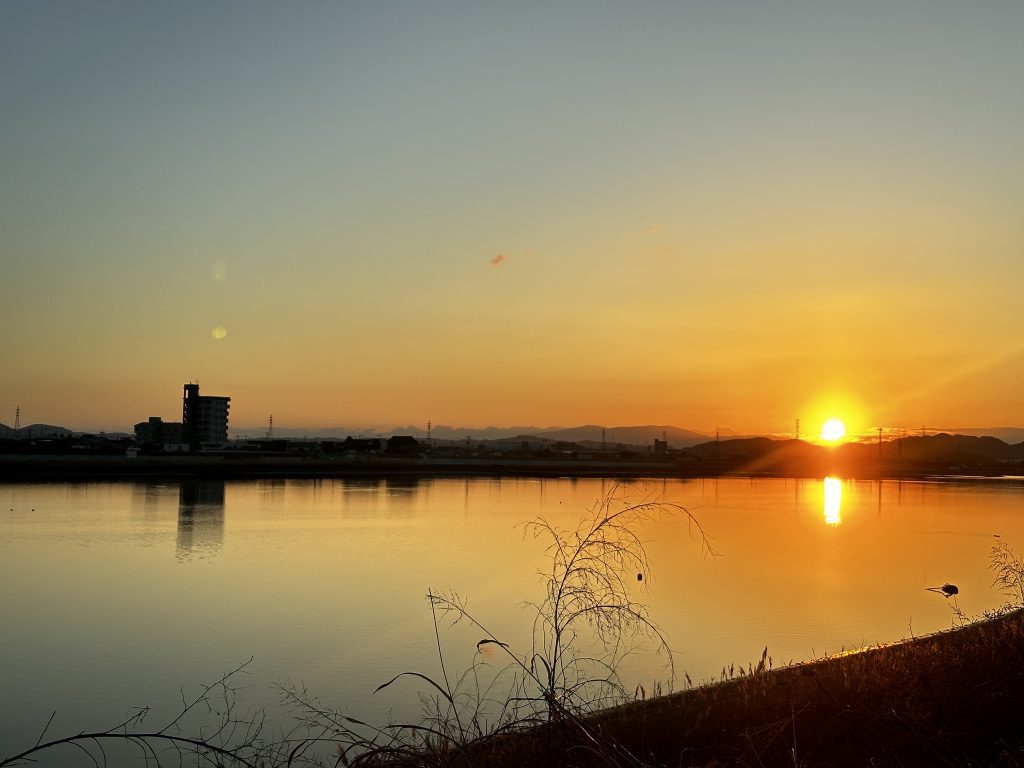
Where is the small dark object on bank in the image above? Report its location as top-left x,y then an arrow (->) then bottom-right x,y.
637,573 -> 643,581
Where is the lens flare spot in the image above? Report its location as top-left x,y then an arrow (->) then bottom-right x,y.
211,326 -> 227,340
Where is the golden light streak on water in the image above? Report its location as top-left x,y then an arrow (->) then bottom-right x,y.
824,476 -> 842,526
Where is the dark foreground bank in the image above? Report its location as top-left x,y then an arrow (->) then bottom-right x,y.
460,609 -> 1024,768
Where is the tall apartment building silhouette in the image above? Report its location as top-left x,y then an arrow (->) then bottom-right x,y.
182,383 -> 230,447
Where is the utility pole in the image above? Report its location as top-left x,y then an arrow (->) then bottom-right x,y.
427,420 -> 432,447
877,427 -> 883,458
266,414 -> 274,440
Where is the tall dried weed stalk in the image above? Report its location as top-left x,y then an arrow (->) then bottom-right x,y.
346,482 -> 716,765
990,539 -> 1024,608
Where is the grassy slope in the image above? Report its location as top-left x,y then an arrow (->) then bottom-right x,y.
472,609 -> 1024,767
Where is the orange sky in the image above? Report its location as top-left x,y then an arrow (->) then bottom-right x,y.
2,4 -> 1021,434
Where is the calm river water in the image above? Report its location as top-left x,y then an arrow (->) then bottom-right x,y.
2,475 -> 1023,763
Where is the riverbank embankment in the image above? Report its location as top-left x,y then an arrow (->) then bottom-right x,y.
1,453 -> 1019,483
472,608 -> 1024,767
0,453 -> 687,480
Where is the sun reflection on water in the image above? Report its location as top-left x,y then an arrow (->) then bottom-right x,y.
823,476 -> 842,526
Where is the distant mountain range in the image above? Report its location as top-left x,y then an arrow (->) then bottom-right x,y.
0,423 -> 76,439
229,423 -> 725,448
945,427 -> 1024,445
230,423 -> 1024,449
0,420 -> 721,447
0,423 -> 132,440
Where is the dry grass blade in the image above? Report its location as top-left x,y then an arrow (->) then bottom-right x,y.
373,672 -> 457,705
990,539 -> 1024,608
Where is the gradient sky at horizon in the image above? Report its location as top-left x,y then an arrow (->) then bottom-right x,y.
2,2 -> 1022,435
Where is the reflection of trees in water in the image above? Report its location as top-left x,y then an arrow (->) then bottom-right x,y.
326,477 -> 424,516
258,478 -> 286,503
342,478 -> 382,494
382,476 -> 420,504
177,479 -> 225,561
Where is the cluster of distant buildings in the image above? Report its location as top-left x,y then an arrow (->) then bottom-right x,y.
134,383 -> 424,457
134,383 -> 230,452
130,385 -> 673,460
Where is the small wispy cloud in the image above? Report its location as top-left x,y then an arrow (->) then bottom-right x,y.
490,254 -> 506,267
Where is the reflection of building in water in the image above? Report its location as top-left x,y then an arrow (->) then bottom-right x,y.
177,479 -> 225,560
130,481 -> 174,522
823,476 -> 842,526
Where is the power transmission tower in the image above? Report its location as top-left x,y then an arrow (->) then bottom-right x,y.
266,415 -> 273,439
14,406 -> 21,432
795,418 -> 800,440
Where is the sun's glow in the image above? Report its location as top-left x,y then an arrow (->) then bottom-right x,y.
801,394 -> 868,444
823,476 -> 842,526
820,418 -> 846,442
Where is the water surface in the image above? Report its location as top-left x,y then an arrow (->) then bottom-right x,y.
2,476 -> 1022,763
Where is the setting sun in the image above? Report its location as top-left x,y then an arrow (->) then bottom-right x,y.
821,419 -> 846,442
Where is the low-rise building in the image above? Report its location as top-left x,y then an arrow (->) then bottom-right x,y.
134,417 -> 185,447
386,435 -> 421,455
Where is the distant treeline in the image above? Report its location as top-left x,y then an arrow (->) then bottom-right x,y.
1,432 -> 1022,480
